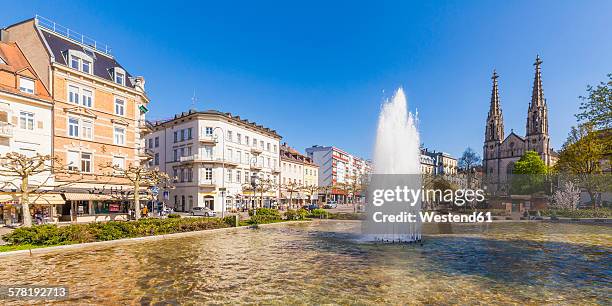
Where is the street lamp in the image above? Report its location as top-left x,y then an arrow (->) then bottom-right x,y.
212,126 -> 226,218
250,156 -> 259,210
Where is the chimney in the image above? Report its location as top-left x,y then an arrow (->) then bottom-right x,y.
0,29 -> 8,42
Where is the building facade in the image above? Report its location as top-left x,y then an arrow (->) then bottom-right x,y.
422,148 -> 458,176
305,145 -> 371,203
0,41 -> 61,224
147,110 -> 281,213
280,143 -> 319,206
483,56 -> 556,193
3,16 -> 150,222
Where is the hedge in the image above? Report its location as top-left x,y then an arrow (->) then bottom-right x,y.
3,217 -> 229,246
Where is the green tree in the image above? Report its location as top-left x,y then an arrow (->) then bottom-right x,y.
510,151 -> 548,195
576,73 -> 611,130
513,151 -> 548,175
555,125 -> 610,208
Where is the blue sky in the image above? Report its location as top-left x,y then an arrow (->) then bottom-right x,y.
2,1 -> 611,159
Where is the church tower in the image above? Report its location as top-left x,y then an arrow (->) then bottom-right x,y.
483,70 -> 504,178
525,55 -> 551,165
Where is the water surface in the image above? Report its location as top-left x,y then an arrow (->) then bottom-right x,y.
1,221 -> 610,304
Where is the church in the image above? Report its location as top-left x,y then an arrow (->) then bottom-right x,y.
483,56 -> 557,193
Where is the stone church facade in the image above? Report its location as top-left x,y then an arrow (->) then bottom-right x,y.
483,56 -> 557,194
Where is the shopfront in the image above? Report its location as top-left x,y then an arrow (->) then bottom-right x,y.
0,193 -> 65,225
61,193 -> 129,222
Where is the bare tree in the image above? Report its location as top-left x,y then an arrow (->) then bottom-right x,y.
0,153 -> 72,227
282,181 -> 302,209
101,162 -> 171,220
302,184 -> 320,206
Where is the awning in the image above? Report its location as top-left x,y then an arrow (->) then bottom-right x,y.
64,193 -> 113,201
281,192 -> 307,200
0,193 -> 64,205
28,194 -> 65,205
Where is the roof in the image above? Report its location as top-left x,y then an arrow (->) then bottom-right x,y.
152,109 -> 282,139
39,29 -> 134,87
281,144 -> 317,166
0,41 -> 51,101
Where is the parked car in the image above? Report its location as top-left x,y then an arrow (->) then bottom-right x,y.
191,207 -> 216,217
323,201 -> 337,209
306,204 -> 320,211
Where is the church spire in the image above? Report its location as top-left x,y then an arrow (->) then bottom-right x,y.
530,55 -> 545,108
526,55 -> 549,136
485,69 -> 504,142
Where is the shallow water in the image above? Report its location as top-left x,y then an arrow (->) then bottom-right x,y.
0,221 -> 610,304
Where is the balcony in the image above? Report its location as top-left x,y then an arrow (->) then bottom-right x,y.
0,122 -> 13,138
199,135 -> 217,145
271,166 -> 281,174
250,147 -> 263,155
250,163 -> 263,171
199,179 -> 217,188
179,154 -> 238,167
137,147 -> 154,160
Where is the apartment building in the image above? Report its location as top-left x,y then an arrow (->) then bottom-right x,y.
0,41 -> 63,224
2,16 -> 150,222
420,153 -> 435,175
147,110 -> 281,213
423,149 -> 458,175
280,143 -> 318,206
305,145 -> 371,203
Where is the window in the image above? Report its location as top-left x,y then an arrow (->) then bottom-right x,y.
204,146 -> 213,159
273,145 -> 277,153
173,149 -> 178,162
68,84 -> 93,107
81,153 -> 92,173
154,153 -> 159,165
82,119 -> 93,140
204,168 -> 213,180
154,137 -> 159,147
187,128 -> 192,139
260,140 -> 264,148
205,127 -> 213,136
115,98 -> 125,116
68,85 -> 79,104
19,112 -> 34,130
173,131 -> 178,143
67,151 -> 79,171
68,117 -> 79,137
180,129 -> 185,141
114,69 -> 125,85
187,168 -> 193,182
148,139 -> 153,149
267,143 -> 271,151
114,127 -> 126,145
227,169 -> 232,182
180,168 -> 185,182
82,59 -> 91,74
19,77 -> 35,94
173,169 -> 178,180
237,133 -> 242,144
68,51 -> 94,74
245,136 -> 250,145
252,138 -> 257,147
112,156 -> 125,169
227,130 -> 233,142
227,149 -> 232,161
236,150 -> 242,163
236,169 -> 242,183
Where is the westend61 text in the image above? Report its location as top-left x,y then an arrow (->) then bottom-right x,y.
372,211 -> 493,223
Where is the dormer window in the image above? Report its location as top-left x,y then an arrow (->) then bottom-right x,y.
113,67 -> 126,85
66,50 -> 94,74
19,77 -> 35,94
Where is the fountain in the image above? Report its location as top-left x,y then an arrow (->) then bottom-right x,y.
364,88 -> 422,242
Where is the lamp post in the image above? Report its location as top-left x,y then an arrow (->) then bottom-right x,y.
250,156 -> 259,210
212,126 -> 226,218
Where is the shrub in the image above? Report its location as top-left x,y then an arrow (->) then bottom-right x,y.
248,208 -> 280,218
2,217 -> 231,247
540,208 -> 612,218
168,213 -> 181,218
309,208 -> 329,219
328,212 -> 366,220
223,215 -> 239,227
285,209 -> 308,220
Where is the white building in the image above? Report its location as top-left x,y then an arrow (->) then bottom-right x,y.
147,110 -> 281,213
0,41 -> 58,224
305,145 -> 371,203
280,143 -> 319,207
